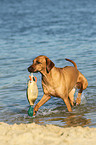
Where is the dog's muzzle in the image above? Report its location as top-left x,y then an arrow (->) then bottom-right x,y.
28,65 -> 38,73
28,66 -> 34,72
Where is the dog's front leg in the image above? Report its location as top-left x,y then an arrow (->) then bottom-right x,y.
62,93 -> 72,112
64,97 -> 72,112
33,94 -> 51,116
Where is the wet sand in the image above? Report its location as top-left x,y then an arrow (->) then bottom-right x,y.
0,122 -> 96,145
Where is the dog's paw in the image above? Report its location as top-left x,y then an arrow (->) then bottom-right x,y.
73,102 -> 76,106
33,111 -> 37,116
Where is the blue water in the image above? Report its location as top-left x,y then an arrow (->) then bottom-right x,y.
0,0 -> 96,127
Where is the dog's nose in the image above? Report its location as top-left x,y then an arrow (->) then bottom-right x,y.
27,66 -> 31,72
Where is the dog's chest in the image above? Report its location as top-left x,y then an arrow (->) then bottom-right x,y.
42,77 -> 63,97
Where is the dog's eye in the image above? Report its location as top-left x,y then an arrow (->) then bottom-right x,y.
36,61 -> 41,64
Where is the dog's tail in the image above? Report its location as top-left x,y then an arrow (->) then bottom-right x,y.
65,58 -> 77,69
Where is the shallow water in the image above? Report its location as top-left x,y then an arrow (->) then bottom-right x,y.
0,0 -> 96,127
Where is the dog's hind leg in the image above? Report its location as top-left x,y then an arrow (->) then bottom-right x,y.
76,73 -> 88,105
76,82 -> 83,105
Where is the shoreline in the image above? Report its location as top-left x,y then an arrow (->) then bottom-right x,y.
0,122 -> 96,145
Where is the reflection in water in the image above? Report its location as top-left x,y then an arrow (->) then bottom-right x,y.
32,114 -> 91,127
61,115 -> 91,127
2,105 -> 91,127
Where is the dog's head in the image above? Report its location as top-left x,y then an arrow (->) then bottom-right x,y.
28,55 -> 55,74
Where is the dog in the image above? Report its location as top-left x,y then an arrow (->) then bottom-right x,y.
28,55 -> 88,116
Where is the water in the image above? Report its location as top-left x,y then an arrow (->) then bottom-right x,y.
0,0 -> 96,127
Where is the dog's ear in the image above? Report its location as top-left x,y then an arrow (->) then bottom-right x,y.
46,58 -> 55,73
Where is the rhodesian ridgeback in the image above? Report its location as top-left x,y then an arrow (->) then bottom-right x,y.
28,55 -> 88,116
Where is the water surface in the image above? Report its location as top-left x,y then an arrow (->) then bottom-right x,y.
0,0 -> 96,127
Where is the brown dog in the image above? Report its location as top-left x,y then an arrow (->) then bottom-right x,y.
28,55 -> 88,116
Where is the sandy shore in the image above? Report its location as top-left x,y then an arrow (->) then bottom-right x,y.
0,122 -> 96,145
